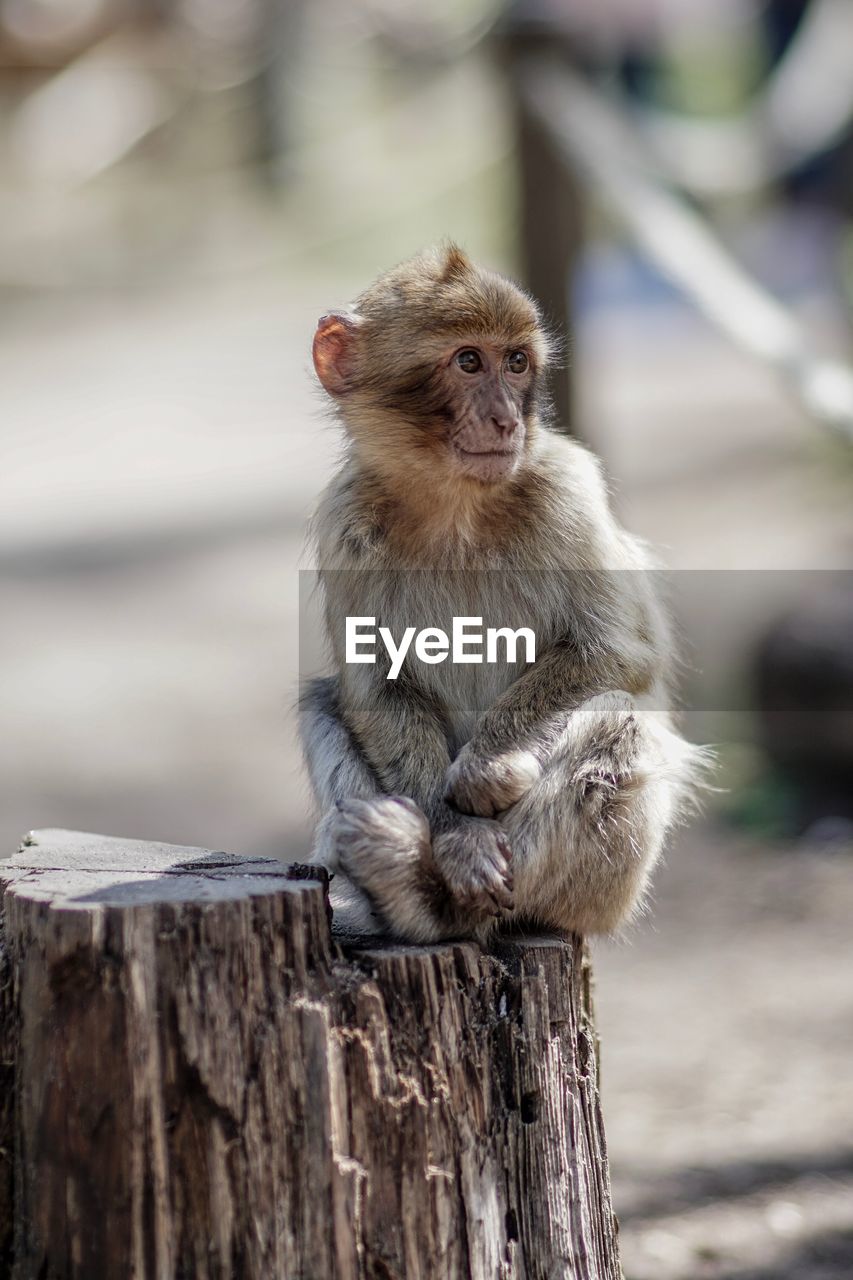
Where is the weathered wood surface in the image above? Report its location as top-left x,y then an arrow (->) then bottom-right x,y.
0,830 -> 621,1280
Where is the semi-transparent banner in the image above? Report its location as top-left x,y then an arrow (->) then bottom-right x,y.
299,569 -> 853,745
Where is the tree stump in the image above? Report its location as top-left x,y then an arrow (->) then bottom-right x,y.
0,830 -> 622,1280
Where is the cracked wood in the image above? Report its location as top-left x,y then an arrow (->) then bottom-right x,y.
0,829 -> 621,1279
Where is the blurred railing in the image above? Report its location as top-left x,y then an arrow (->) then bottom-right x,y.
502,15 -> 853,445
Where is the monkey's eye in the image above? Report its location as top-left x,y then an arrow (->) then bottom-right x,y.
455,349 -> 482,374
505,351 -> 529,374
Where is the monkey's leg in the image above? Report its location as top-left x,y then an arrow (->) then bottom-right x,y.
499,692 -> 697,935
328,686 -> 688,940
300,675 -> 408,933
330,797 -> 512,943
300,677 -> 510,941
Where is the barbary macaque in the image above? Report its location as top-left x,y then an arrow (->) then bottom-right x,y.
300,244 -> 703,941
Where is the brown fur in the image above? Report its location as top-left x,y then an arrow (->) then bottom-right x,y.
301,245 -> 705,943
316,244 -> 555,504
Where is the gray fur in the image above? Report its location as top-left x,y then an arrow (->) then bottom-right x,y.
300,247 -> 705,942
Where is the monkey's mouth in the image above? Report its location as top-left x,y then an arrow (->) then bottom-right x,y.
452,444 -> 520,481
455,449 -> 516,458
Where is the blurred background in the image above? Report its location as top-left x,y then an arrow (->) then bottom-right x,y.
1,0 -> 852,1275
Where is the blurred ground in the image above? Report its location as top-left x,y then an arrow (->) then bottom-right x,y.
1,9 -> 852,1277
594,824 -> 853,1280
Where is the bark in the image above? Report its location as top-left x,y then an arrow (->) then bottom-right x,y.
0,829 -> 621,1280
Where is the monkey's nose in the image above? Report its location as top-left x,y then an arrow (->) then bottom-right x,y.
492,415 -> 520,437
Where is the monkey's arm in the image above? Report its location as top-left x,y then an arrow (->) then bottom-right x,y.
341,676 -> 453,816
446,493 -> 671,818
300,674 -> 514,922
302,673 -> 481,830
445,630 -> 663,818
299,675 -> 380,808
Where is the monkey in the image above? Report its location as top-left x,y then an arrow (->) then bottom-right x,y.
299,243 -> 704,943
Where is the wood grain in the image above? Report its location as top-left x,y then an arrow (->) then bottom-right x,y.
1,829 -> 621,1279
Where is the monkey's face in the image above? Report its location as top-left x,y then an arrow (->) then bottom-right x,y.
441,340 -> 532,482
312,245 -> 553,488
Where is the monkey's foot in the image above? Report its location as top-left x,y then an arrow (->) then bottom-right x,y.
569,694 -> 645,822
331,796 -> 430,873
433,819 -> 514,920
444,747 -> 541,818
323,796 -> 440,937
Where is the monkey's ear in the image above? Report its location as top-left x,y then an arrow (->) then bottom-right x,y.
313,312 -> 362,396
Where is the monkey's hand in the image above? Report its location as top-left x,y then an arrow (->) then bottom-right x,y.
444,746 -> 541,818
432,818 -> 514,919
